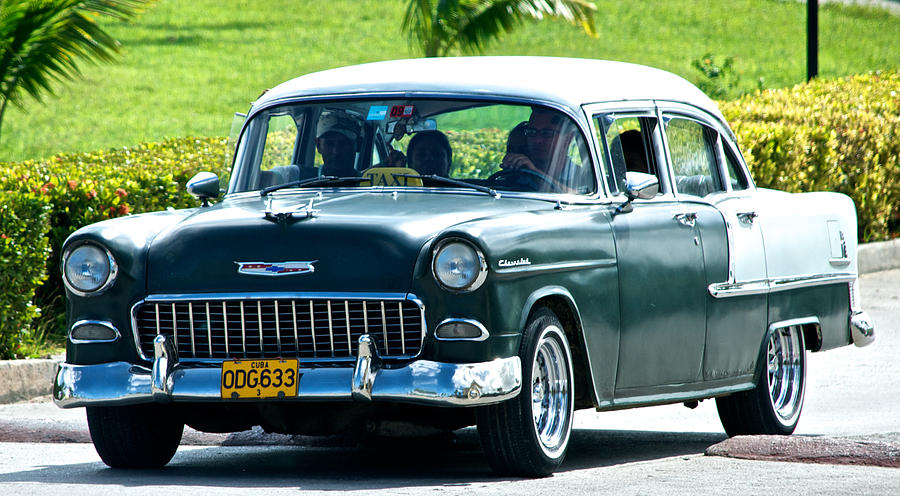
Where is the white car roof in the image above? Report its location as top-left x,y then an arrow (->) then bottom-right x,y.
254,56 -> 723,120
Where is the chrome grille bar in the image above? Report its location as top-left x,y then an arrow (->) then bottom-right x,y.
222,302 -> 228,357
380,302 -> 389,355
172,303 -> 178,352
257,300 -> 263,355
327,301 -> 335,357
189,302 -> 196,357
205,302 -> 212,358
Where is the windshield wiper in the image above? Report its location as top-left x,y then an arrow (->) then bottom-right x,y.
260,176 -> 368,196
395,174 -> 500,198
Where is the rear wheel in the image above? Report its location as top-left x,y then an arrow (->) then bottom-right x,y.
716,325 -> 806,436
476,306 -> 574,477
86,403 -> 184,468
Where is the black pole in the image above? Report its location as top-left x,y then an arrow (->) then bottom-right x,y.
808,0 -> 818,81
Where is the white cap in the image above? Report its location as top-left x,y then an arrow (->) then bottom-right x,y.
316,112 -> 361,140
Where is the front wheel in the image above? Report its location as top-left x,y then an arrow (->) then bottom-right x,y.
476,306 -> 574,477
87,403 -> 184,468
716,324 -> 807,436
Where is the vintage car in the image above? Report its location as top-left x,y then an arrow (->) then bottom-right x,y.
54,57 -> 874,477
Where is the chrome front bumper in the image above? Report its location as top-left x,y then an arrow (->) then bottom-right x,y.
54,334 -> 521,408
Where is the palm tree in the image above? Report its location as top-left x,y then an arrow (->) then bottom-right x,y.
402,0 -> 597,58
0,0 -> 151,141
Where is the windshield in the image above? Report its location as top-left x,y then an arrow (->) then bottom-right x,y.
229,99 -> 596,196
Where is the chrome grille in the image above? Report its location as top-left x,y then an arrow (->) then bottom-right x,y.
134,296 -> 424,361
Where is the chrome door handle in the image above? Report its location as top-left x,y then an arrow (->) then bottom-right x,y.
674,211 -> 697,227
737,211 -> 758,224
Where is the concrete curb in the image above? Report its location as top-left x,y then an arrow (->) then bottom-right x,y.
858,238 -> 900,275
0,358 -> 58,404
1,240 -> 898,405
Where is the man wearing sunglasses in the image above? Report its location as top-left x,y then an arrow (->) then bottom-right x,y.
499,107 -> 581,191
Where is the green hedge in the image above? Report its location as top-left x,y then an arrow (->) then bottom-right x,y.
0,137 -> 228,358
0,191 -> 51,358
721,71 -> 900,242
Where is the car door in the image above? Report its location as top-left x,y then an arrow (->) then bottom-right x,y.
661,106 -> 767,385
592,109 -> 709,399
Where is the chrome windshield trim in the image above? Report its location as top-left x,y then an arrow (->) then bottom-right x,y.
709,273 -> 857,298
494,259 -> 616,277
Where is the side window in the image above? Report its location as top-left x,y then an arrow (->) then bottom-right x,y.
258,114 -> 301,189
595,115 -> 657,195
722,144 -> 749,191
665,117 -> 723,197
261,114 -> 299,171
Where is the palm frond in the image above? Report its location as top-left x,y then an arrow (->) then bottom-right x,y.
404,0 -> 597,57
453,0 -> 597,56
1,0 -> 151,108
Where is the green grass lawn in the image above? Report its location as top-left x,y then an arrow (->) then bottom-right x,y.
2,0 -> 898,162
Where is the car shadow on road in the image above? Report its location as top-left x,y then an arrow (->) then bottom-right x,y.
0,427 -> 727,490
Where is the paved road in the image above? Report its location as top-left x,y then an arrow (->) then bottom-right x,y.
0,269 -> 898,494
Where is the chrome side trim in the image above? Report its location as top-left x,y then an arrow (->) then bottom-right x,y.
494,259 -> 616,277
850,311 -> 875,347
709,272 -> 857,298
69,320 -> 121,344
53,355 -> 523,408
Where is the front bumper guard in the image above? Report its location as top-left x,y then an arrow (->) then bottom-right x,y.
54,334 -> 522,408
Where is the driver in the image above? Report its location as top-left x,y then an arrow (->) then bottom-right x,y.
316,111 -> 363,177
499,107 -> 577,190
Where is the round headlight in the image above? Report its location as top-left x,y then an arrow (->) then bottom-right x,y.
432,239 -> 487,292
63,243 -> 117,295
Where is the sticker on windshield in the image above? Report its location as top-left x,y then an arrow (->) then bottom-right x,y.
390,105 -> 414,118
367,106 -> 388,120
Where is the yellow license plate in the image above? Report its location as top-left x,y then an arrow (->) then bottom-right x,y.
221,359 -> 299,399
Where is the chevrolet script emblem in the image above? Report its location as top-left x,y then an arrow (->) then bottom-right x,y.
235,261 -> 316,276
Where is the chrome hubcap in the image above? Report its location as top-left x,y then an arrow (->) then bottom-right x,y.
531,326 -> 571,456
766,325 -> 804,425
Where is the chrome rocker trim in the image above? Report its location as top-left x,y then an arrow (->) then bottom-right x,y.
54,334 -> 522,408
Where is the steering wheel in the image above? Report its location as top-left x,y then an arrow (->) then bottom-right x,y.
488,168 -> 558,192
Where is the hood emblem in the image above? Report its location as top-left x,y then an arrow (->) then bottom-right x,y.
264,197 -> 318,225
236,261 -> 317,276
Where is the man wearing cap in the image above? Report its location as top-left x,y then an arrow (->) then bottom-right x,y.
316,111 -> 363,177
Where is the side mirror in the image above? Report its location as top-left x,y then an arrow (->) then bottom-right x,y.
187,172 -> 220,206
624,171 -> 659,200
616,172 -> 659,214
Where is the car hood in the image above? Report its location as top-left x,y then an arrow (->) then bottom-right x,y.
146,190 -> 536,295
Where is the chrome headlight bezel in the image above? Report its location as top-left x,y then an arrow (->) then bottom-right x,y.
62,242 -> 118,296
431,238 -> 488,293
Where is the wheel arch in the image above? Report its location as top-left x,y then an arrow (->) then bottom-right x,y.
752,316 -> 820,382
520,286 -> 598,410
